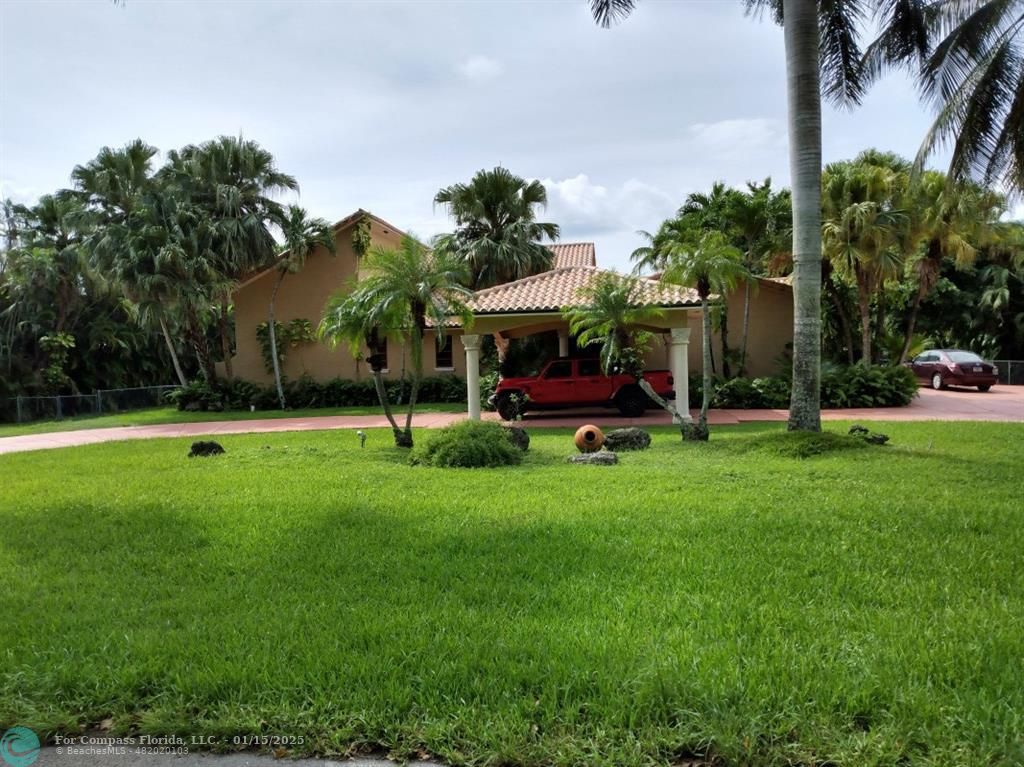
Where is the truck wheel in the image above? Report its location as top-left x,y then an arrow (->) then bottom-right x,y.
495,392 -> 522,421
615,386 -> 647,417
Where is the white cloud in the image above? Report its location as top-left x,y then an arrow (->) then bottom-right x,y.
537,174 -> 678,269
457,55 -> 503,82
688,117 -> 786,151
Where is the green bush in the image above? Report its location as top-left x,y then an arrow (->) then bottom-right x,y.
819,364 -> 918,408
411,420 -> 523,468
169,375 -> 468,412
685,365 -> 916,410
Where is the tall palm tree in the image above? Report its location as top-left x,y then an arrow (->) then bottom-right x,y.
165,136 -> 298,378
678,182 -> 743,376
592,0 -> 868,432
662,231 -> 747,434
821,152 -> 909,364
727,180 -> 792,374
434,166 -> 560,288
898,172 -> 1003,361
319,235 -> 473,448
72,141 -> 190,386
269,206 -> 335,409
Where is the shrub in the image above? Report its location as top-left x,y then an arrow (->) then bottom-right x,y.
411,420 -> 523,468
819,364 -> 917,408
711,377 -> 766,409
752,376 -> 791,408
687,365 -> 916,410
168,375 -> 467,412
480,370 -> 500,411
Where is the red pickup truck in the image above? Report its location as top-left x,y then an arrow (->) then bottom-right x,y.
490,358 -> 674,420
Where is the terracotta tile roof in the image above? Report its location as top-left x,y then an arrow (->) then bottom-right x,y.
467,266 -> 700,315
547,242 -> 596,269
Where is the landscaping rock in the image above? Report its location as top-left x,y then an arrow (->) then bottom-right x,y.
682,422 -> 710,442
604,427 -> 651,452
503,425 -> 530,452
849,424 -> 890,445
567,451 -> 618,465
188,440 -> 225,457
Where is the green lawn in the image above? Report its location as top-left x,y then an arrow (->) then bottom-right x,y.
1,422 -> 1021,766
0,402 -> 464,438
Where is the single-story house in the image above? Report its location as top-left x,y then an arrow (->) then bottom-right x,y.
227,210 -> 793,420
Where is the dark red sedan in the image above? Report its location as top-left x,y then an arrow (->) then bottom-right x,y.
907,349 -> 999,391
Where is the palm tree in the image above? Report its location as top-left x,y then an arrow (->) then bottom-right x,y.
165,136 -> 298,378
269,206 -> 335,409
661,231 -> 746,434
727,180 -> 791,374
821,152 -> 909,365
319,235 -> 473,448
677,182 -> 743,376
563,272 -> 694,430
865,0 -> 1024,192
898,172 -> 1003,362
592,0 -> 868,432
72,141 -> 191,386
434,166 -> 560,288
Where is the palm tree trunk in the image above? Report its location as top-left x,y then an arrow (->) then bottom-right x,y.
269,271 -> 287,409
701,297 -> 713,428
160,317 -> 188,386
219,302 -> 233,380
828,285 -> 856,365
719,302 -> 731,379
739,278 -> 752,376
186,314 -> 217,383
371,369 -> 406,446
784,0 -> 823,432
857,275 -> 873,366
899,282 -> 928,363
400,324 -> 425,446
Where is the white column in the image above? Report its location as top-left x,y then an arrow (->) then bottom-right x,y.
669,327 -> 692,424
462,334 -> 481,420
558,329 -> 569,357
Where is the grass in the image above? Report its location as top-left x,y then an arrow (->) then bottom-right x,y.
1,422 -> 1022,766
0,402 -> 464,438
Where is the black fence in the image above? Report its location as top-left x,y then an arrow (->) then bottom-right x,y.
1,385 -> 178,424
993,361 -> 1024,386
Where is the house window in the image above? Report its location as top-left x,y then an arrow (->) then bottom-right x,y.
368,334 -> 388,372
435,336 -> 454,370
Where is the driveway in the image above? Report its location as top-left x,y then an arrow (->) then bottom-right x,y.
1,385 -> 1021,456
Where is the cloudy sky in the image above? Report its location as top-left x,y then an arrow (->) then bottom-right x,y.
0,0 -> 968,271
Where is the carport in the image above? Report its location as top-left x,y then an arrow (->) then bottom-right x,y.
455,264 -> 701,422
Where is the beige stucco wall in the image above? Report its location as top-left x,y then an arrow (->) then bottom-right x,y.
230,218 -> 466,383
681,279 -> 794,378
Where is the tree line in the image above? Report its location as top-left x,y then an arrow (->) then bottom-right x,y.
0,136 -> 334,403
633,155 -> 1024,372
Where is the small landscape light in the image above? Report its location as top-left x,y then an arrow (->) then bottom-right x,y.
357,430 -> 367,448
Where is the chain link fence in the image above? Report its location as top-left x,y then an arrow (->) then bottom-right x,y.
993,361 -> 1024,386
1,385 -> 179,424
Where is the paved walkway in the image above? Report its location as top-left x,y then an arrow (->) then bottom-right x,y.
1,386 -> 1021,456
